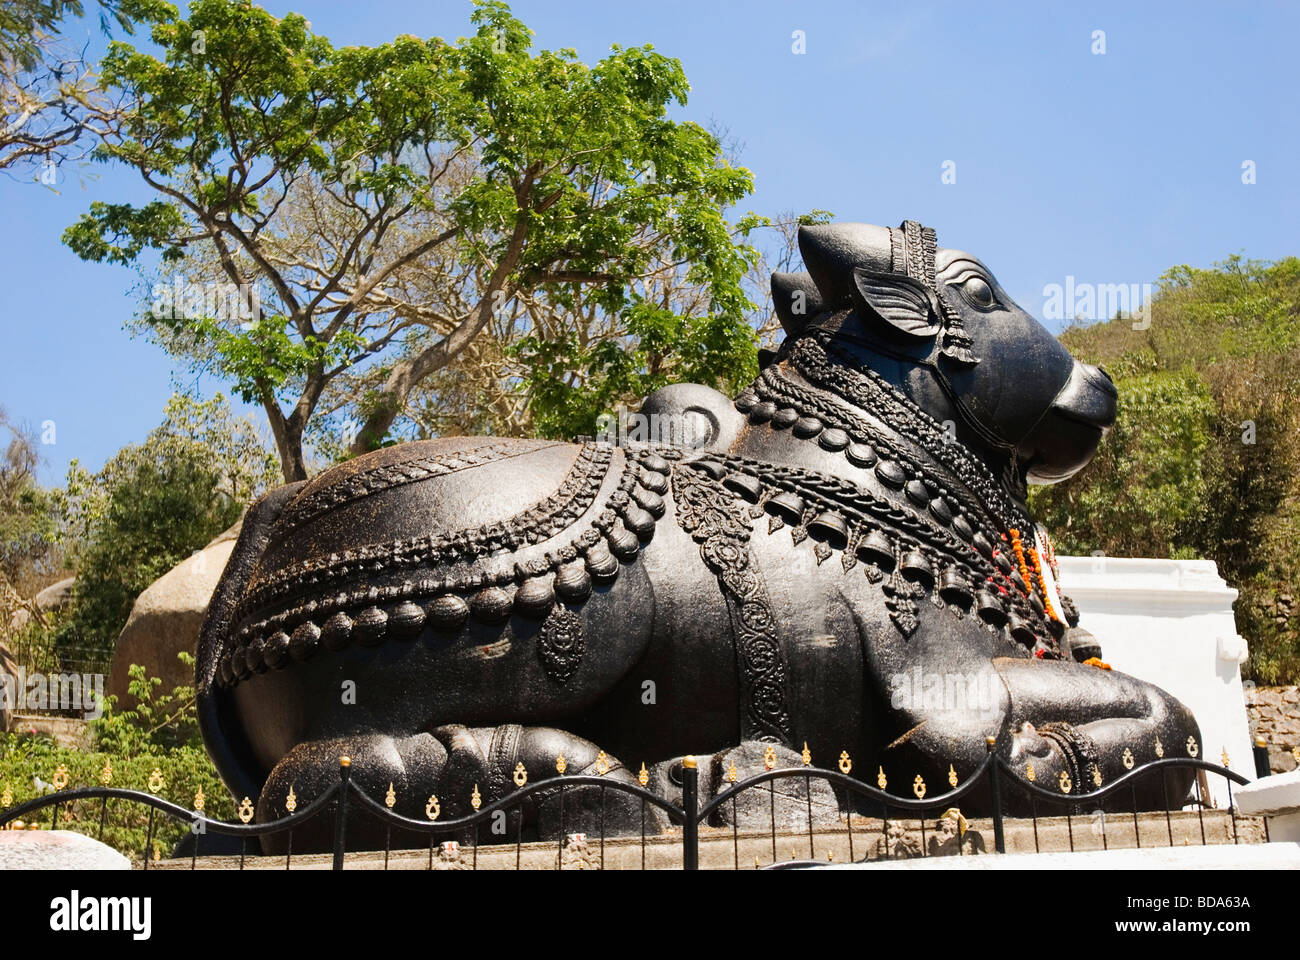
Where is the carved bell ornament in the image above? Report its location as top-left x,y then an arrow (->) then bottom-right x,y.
807,511 -> 849,548
856,528 -> 896,568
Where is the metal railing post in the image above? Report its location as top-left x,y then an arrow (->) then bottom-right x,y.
681,755 -> 699,870
1253,736 -> 1271,779
333,756 -> 351,871
985,736 -> 1006,854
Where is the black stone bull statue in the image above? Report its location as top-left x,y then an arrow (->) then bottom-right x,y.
196,219 -> 1200,848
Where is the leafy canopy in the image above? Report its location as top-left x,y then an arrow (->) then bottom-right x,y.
64,0 -> 760,478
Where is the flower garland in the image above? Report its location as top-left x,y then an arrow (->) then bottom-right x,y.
1008,528 -> 1033,597
1026,545 -> 1061,623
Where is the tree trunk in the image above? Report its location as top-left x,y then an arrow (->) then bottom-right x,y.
261,390 -> 310,484
350,218 -> 531,455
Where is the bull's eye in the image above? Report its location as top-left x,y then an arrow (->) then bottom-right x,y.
949,270 -> 998,310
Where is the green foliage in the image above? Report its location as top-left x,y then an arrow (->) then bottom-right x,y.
91,655 -> 199,756
0,657 -> 231,862
0,1 -> 137,69
1033,255 -> 1300,682
1031,370 -> 1215,559
58,393 -> 276,657
64,0 -> 761,478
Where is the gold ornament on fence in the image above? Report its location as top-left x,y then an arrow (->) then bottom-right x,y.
637,763 -> 649,787
1121,747 -> 1135,770
0,783 -> 11,808
52,765 -> 69,791
801,742 -> 812,766
147,768 -> 164,793
237,797 -> 254,824
513,762 -> 528,788
1292,745 -> 1300,766
555,752 -> 567,775
1058,770 -> 1072,794
384,783 -> 395,810
1186,736 -> 1198,758
471,783 -> 482,811
595,750 -> 610,776
763,746 -> 777,771
1090,764 -> 1102,788
1154,736 -> 1164,758
912,775 -> 926,799
838,751 -> 852,775
193,786 -> 205,812
1221,748 -> 1230,769
876,766 -> 887,790
286,785 -> 298,814
99,758 -> 113,786
425,795 -> 440,820
727,762 -> 738,784
948,764 -> 958,788
1026,762 -> 1036,782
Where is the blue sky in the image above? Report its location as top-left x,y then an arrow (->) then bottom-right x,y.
2,0 -> 1296,484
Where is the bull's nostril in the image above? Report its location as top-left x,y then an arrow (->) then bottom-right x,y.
1096,365 -> 1114,384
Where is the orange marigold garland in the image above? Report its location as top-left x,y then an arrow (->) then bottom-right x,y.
1082,657 -> 1112,670
1026,545 -> 1061,623
1008,528 -> 1033,596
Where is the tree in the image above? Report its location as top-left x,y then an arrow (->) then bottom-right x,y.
301,208 -> 830,453
65,0 -> 758,481
0,1 -> 136,174
0,409 -> 66,597
60,393 -> 277,653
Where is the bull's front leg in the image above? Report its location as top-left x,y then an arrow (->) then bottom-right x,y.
992,657 -> 1201,809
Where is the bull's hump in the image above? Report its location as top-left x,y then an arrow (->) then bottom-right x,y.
260,438 -> 580,571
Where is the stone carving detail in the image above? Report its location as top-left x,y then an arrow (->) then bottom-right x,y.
672,460 -> 791,743
214,443 -> 675,690
537,608 -> 586,684
278,439 -> 541,532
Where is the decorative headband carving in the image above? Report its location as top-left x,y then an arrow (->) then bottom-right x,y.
889,220 -> 977,366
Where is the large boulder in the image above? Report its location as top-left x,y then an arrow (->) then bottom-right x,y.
6,575 -> 77,634
0,829 -> 130,869
107,521 -> 241,706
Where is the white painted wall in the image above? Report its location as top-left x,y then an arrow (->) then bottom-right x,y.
1056,556 -> 1254,808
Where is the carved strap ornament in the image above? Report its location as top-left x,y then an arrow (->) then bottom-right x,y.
672,460 -> 792,743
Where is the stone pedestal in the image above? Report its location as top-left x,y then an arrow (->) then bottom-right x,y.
1057,556 -> 1252,807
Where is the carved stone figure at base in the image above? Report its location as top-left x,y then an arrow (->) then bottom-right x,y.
195,219 -> 1200,850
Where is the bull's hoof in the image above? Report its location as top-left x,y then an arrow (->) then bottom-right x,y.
707,742 -> 842,831
252,726 -> 671,853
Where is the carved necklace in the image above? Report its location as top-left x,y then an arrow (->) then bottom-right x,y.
731,334 -> 1062,654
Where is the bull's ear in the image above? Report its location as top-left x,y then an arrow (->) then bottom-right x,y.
851,268 -> 943,339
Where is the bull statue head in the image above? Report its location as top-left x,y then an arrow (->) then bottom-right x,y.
772,220 -> 1117,487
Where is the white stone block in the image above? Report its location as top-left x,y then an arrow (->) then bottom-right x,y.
1056,556 -> 1254,808
1233,769 -> 1300,842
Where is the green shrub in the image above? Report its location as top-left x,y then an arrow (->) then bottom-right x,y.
0,657 -> 233,863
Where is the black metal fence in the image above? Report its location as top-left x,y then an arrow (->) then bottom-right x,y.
0,736 -> 1272,870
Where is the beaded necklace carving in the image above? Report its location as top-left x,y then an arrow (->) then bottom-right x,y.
731,330 -> 1066,655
